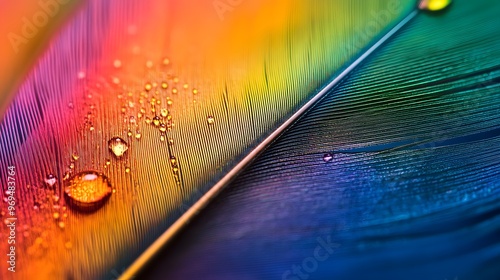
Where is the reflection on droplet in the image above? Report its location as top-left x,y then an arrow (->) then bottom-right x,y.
108,137 -> 129,157
207,116 -> 215,125
323,153 -> 333,162
64,171 -> 113,211
44,174 -> 57,188
418,0 -> 451,11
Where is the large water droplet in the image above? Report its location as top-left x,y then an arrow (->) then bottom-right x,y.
64,171 -> 113,212
418,0 -> 451,11
108,137 -> 128,157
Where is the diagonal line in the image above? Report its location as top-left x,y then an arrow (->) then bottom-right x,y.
120,9 -> 419,280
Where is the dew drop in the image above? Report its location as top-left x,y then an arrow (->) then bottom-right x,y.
108,137 -> 129,157
159,123 -> 167,132
323,153 -> 334,162
152,116 -> 161,126
71,153 -> 80,161
161,82 -> 168,89
207,115 -> 215,125
160,134 -> 166,142
44,174 -> 57,188
144,83 -> 152,91
160,108 -> 169,117
64,171 -> 113,212
135,130 -> 142,139
192,89 -> 198,94
162,58 -> 170,65
113,59 -> 122,68
125,167 -> 131,173
418,0 -> 451,11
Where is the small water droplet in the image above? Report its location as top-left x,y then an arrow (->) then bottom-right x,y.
135,130 -> 142,139
113,59 -> 122,68
58,221 -> 65,229
105,159 -> 111,166
127,130 -> 133,137
418,0 -> 451,11
44,174 -> 57,188
145,83 -> 152,91
323,153 -> 333,162
161,82 -> 168,89
160,108 -> 169,117
146,60 -> 153,68
64,171 -> 113,212
77,71 -> 86,79
159,123 -> 167,132
172,88 -> 178,94
162,58 -> 170,65
53,212 -> 60,219
72,153 -> 80,161
183,83 -> 189,89
207,116 -> 215,125
129,116 -> 136,124
192,89 -> 198,94
152,116 -> 161,126
160,134 -> 166,142
108,137 -> 129,157
125,167 -> 131,173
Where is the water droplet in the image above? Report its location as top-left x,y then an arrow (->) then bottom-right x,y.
146,60 -> 153,68
172,88 -> 178,94
161,82 -> 168,89
125,167 -> 131,173
152,116 -> 161,126
170,156 -> 178,167
160,134 -> 166,142
159,123 -> 167,132
108,137 -> 129,157
145,83 -> 152,91
127,130 -> 133,137
129,116 -> 136,124
77,71 -> 86,79
192,89 -> 198,94
323,153 -> 333,162
64,171 -> 113,211
162,58 -> 170,65
418,0 -> 451,11
113,59 -> 122,68
207,116 -> 215,125
135,130 -> 142,139
105,159 -> 111,166
183,83 -> 189,89
71,153 -> 80,161
58,221 -> 65,229
160,108 -> 169,117
168,138 -> 174,145
44,174 -> 57,188
53,212 -> 60,219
